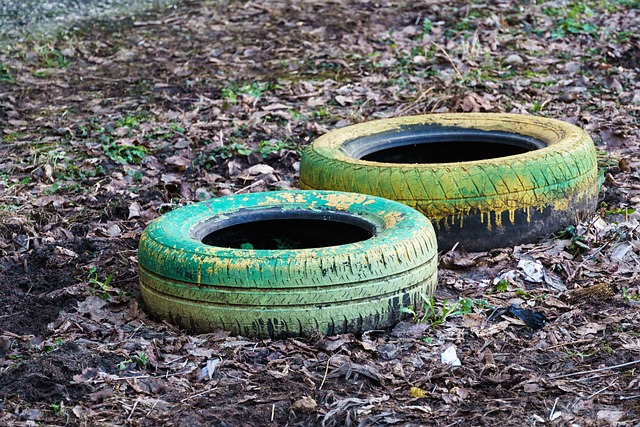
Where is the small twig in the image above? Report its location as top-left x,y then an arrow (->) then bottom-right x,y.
431,42 -> 464,80
566,242 -> 610,282
292,90 -> 323,99
133,17 -> 180,26
429,97 -> 446,112
615,183 -> 640,190
126,399 -> 139,422
540,97 -> 553,111
397,86 -> 435,115
101,369 -> 193,383
134,20 -> 164,26
550,359 -> 640,379
246,2 -> 272,13
163,354 -> 188,364
271,404 -> 275,422
583,213 -> 603,241
586,379 -> 617,400
180,385 -> 219,403
0,313 -> 16,319
145,399 -> 161,416
620,395 -> 640,400
567,373 -> 611,383
234,179 -> 265,194
170,128 -> 194,144
110,374 -> 151,381
319,355 -> 333,390
546,339 -> 594,350
548,397 -> 559,421
128,322 -> 145,340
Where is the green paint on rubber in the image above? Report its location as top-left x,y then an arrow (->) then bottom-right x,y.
138,190 -> 438,338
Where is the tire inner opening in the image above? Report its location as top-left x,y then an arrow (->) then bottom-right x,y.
354,128 -> 546,164
198,215 -> 375,250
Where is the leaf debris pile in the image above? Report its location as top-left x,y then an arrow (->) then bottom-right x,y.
1,0 -> 639,424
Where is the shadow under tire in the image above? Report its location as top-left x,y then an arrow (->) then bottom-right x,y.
300,113 -> 600,251
138,190 -> 437,338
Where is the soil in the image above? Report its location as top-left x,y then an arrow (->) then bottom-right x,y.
1,0 -> 640,425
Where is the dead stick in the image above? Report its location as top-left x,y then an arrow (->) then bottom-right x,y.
180,387 -> 218,403
127,322 -> 144,340
432,42 -> 464,80
398,86 -> 435,114
100,369 -> 192,383
566,242 -> 610,282
126,399 -> 139,421
546,339 -> 593,350
319,356 -> 333,390
550,359 -> 640,379
548,397 -> 559,421
586,380 -> 617,400
145,399 -> 161,416
234,179 -> 265,195
620,395 -> 640,400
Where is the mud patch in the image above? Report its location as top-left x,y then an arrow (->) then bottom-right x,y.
0,239 -> 118,336
0,341 -> 119,404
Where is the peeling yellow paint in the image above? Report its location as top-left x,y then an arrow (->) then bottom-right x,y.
382,211 -> 404,228
317,192 -> 368,210
416,170 -> 598,230
425,183 -> 596,233
261,193 -> 308,206
259,196 -> 282,206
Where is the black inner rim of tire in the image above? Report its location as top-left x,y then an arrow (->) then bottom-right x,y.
192,208 -> 376,250
347,125 -> 547,164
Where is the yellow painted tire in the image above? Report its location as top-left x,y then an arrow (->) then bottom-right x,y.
300,114 -> 600,251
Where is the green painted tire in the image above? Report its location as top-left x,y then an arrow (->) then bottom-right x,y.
300,113 -> 600,251
138,190 -> 437,338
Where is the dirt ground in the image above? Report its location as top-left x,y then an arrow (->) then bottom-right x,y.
1,0 -> 639,425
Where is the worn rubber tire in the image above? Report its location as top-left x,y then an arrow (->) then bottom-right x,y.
300,113 -> 600,251
138,190 -> 437,338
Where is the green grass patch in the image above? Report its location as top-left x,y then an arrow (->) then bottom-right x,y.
222,81 -> 279,104
103,142 -> 148,165
401,294 -> 491,326
0,63 -> 15,83
545,2 -> 600,38
33,44 -> 71,68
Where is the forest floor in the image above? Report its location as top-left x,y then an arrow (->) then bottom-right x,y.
1,0 -> 639,425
